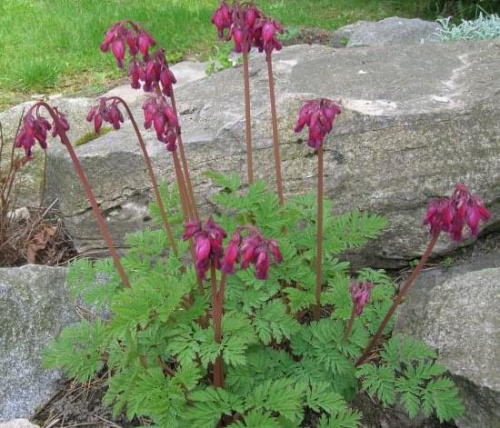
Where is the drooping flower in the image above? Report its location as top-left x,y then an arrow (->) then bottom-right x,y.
86,98 -> 124,133
211,1 -> 232,39
137,29 -> 156,59
294,98 -> 342,149
221,232 -> 241,274
183,217 -> 227,280
349,281 -> 374,316
51,107 -> 70,139
15,105 -> 71,158
15,114 -> 51,157
212,1 -> 270,54
423,183 -> 490,241
141,97 -> 179,151
221,226 -> 282,280
128,59 -> 142,89
256,19 -> 284,54
99,21 -> 177,96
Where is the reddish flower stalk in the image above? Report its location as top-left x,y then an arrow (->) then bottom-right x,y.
355,233 -> 439,367
96,96 -> 178,254
17,102 -> 130,288
169,92 -> 199,219
212,265 -> 225,389
100,20 -> 199,221
266,52 -> 284,205
344,304 -> 357,342
314,145 -> 324,320
242,41 -> 254,185
356,183 -> 490,366
294,98 -> 341,321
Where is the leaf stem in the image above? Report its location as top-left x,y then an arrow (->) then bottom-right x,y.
355,233 -> 440,366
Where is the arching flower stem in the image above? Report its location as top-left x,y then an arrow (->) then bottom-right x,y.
265,52 -> 284,205
35,102 -> 131,288
105,96 -> 177,254
169,91 -> 199,219
314,145 -> 324,321
242,37 -> 254,185
355,233 -> 440,367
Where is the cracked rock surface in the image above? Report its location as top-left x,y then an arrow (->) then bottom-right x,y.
46,41 -> 500,266
0,266 -> 74,421
395,248 -> 500,428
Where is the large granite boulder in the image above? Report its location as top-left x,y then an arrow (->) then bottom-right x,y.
0,266 -> 74,421
394,253 -> 500,428
47,40 -> 500,265
333,17 -> 441,48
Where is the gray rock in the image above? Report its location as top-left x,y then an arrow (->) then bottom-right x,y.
0,60 -> 208,208
334,17 -> 441,48
0,420 -> 40,428
0,266 -> 75,421
46,40 -> 500,265
0,97 -> 96,207
394,265 -> 500,428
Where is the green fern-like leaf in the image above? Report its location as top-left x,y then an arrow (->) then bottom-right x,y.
204,170 -> 242,192
356,364 -> 396,406
184,387 -> 244,426
125,367 -> 186,426
230,410 -> 282,427
305,382 -> 350,416
422,377 -> 465,422
252,300 -> 300,345
245,378 -> 304,423
317,411 -> 361,428
42,320 -> 107,382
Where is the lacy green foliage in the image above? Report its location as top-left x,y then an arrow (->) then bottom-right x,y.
356,335 -> 465,422
43,174 -> 464,426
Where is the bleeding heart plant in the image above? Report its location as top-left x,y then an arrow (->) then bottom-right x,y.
37,2 -> 478,426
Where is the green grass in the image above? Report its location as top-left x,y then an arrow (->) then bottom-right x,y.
0,0 -> 498,108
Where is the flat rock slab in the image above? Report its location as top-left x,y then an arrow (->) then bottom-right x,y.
395,260 -> 500,428
334,17 -> 441,48
47,40 -> 500,265
0,420 -> 39,428
0,266 -> 74,421
0,61 -> 208,208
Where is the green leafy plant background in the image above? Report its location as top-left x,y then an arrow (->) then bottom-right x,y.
43,172 -> 464,427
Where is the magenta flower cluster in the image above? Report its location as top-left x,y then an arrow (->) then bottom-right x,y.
183,220 -> 282,281
212,1 -> 284,54
100,21 -> 176,97
15,106 -> 69,157
222,226 -> 282,280
142,98 -> 179,151
349,281 -> 374,316
423,183 -> 491,241
86,98 -> 124,133
98,21 -> 181,151
294,98 -> 342,150
183,218 -> 227,280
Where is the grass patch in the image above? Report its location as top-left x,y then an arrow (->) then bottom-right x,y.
0,0 -> 499,106
74,127 -> 114,147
